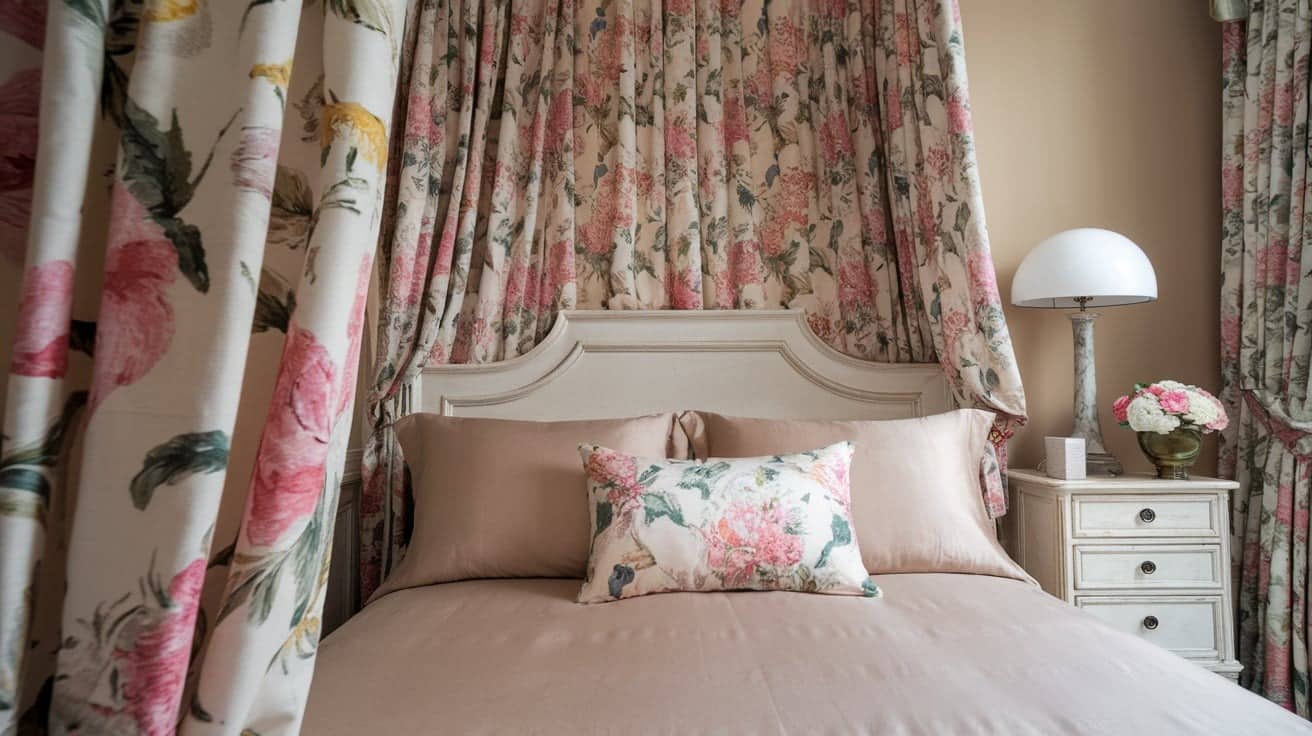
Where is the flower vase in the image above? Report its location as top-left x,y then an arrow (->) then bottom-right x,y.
1136,427 -> 1203,480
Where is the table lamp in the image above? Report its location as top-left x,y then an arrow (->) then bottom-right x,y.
1011,228 -> 1158,475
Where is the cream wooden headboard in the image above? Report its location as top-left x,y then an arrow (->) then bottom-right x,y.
408,310 -> 951,421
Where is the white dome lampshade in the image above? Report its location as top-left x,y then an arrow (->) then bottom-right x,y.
1011,228 -> 1157,309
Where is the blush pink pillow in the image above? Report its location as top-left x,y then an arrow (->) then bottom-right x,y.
371,412 -> 681,601
687,409 -> 1031,582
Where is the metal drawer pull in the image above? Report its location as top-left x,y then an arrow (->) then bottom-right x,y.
1139,508 -> 1156,523
1140,560 -> 1157,575
1142,615 -> 1159,630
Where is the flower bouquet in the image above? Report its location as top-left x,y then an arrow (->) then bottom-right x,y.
1112,380 -> 1228,479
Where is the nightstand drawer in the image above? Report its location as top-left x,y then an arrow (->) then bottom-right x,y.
1073,544 -> 1222,590
1077,595 -> 1222,660
1071,495 -> 1220,538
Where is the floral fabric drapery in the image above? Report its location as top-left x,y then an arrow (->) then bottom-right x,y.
361,0 -> 1026,598
0,0 -> 406,733
1221,0 -> 1312,716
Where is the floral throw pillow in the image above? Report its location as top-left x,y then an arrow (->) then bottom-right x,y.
578,442 -> 879,603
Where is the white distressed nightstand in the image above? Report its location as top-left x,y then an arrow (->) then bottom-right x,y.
1004,469 -> 1242,681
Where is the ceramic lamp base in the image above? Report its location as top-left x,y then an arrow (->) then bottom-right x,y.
1070,312 -> 1123,476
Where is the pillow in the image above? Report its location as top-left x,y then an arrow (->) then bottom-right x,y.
372,412 -> 680,601
578,442 -> 879,603
687,409 -> 1032,582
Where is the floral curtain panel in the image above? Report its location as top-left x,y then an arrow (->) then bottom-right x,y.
0,1 -> 406,733
361,0 -> 1026,598
1221,1 -> 1312,716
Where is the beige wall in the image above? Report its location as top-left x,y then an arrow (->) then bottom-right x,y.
961,0 -> 1223,474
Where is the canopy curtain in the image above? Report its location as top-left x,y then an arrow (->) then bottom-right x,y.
1221,1 -> 1312,715
361,0 -> 1026,598
0,1 -> 407,733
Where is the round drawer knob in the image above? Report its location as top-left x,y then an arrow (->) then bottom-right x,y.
1143,615 -> 1159,630
1139,508 -> 1156,523
1140,560 -> 1157,575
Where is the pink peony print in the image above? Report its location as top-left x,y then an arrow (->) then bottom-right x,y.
665,266 -> 702,309
1221,162 -> 1243,210
245,323 -> 338,546
114,558 -> 205,736
12,259 -> 73,378
665,116 -> 697,161
883,84 -> 903,132
946,91 -> 973,135
0,0 -> 44,49
0,67 -> 40,263
818,111 -> 853,164
810,447 -> 853,509
230,125 -> 280,198
543,89 -> 573,158
585,445 -> 643,506
837,257 -> 873,311
722,94 -> 749,149
91,186 -> 179,410
966,248 -> 1000,306
894,13 -> 915,65
704,500 -> 804,588
339,254 -> 371,416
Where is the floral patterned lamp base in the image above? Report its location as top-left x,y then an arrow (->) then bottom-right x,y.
1137,427 -> 1203,480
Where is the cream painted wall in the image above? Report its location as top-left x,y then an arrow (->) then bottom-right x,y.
961,0 -> 1223,474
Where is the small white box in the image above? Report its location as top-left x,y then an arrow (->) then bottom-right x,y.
1044,437 -> 1087,480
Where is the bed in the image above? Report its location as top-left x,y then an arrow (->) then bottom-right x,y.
305,311 -> 1310,734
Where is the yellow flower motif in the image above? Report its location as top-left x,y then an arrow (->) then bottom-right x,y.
249,61 -> 292,91
320,101 -> 387,171
145,0 -> 201,22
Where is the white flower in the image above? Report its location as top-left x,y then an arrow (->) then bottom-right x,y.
1127,395 -> 1182,434
1184,393 -> 1220,427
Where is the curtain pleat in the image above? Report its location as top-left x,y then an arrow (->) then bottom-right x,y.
0,2 -> 408,732
1221,0 -> 1312,716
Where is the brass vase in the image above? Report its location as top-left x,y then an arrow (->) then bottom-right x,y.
1137,427 -> 1203,480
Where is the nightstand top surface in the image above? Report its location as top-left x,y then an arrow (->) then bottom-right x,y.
1009,468 -> 1238,491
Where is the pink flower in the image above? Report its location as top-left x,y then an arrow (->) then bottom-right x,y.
245,324 -> 338,546
1221,162 -> 1243,210
727,239 -> 763,292
837,257 -> 873,311
543,89 -> 573,157
12,259 -> 73,378
767,18 -> 807,73
114,558 -> 205,736
1158,389 -> 1190,414
1112,395 -> 1132,423
704,500 -> 804,588
665,266 -> 702,309
894,13 -> 916,64
0,0 -> 45,49
818,111 -> 853,164
230,125 -> 280,198
722,94 -> 749,149
0,67 -> 40,263
91,186 -> 178,410
585,446 -> 643,506
884,84 -> 903,132
664,116 -> 696,160
946,91 -> 973,135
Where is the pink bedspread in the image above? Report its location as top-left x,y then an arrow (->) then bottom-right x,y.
304,574 -> 1309,734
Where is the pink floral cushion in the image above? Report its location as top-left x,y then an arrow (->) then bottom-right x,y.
578,442 -> 878,603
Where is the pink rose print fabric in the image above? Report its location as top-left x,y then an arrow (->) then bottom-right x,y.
577,443 -> 877,603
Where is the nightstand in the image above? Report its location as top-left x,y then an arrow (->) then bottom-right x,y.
1003,469 -> 1242,681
